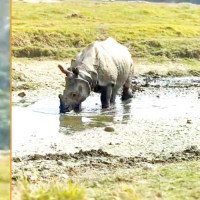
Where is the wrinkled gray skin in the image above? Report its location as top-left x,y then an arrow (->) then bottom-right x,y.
59,38 -> 134,113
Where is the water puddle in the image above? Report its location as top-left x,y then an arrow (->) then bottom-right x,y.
12,77 -> 200,158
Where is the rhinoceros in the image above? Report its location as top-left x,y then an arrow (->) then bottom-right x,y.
58,38 -> 134,113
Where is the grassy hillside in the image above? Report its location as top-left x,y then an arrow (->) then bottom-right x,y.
12,2 -> 200,64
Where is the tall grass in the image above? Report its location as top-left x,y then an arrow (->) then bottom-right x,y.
20,181 -> 86,200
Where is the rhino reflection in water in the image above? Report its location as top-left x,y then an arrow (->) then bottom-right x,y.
58,38 -> 134,113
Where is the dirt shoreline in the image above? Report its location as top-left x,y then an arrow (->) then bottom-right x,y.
12,59 -> 200,103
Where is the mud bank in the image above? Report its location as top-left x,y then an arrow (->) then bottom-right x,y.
12,146 -> 200,183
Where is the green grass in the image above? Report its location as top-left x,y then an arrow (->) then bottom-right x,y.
12,1 -> 200,63
17,161 -> 200,200
20,181 -> 86,200
0,157 -> 10,200
82,161 -> 200,200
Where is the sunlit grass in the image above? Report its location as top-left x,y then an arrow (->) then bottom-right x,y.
12,2 -> 200,62
15,161 -> 200,200
80,161 -> 200,200
19,181 -> 86,200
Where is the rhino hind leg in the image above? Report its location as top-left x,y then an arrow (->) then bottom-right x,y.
122,79 -> 133,101
100,85 -> 113,109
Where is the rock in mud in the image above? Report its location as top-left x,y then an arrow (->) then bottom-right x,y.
28,154 -> 43,160
184,145 -> 199,154
20,99 -> 25,103
18,92 -> 26,97
12,174 -> 20,181
104,126 -> 115,132
25,171 -> 32,177
60,174 -> 68,179
57,160 -> 66,167
39,165 -> 49,171
141,163 -> 153,170
28,175 -> 38,183
12,157 -> 22,162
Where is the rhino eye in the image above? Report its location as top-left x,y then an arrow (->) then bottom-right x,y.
71,93 -> 77,97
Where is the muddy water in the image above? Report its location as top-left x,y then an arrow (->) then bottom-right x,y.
13,77 -> 200,160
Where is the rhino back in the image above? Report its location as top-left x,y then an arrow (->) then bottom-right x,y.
73,38 -> 133,86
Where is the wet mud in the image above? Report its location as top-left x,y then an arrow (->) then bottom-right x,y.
12,76 -> 200,182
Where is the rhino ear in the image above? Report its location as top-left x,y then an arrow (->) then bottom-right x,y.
58,94 -> 63,100
79,79 -> 91,98
71,59 -> 76,67
72,67 -> 79,77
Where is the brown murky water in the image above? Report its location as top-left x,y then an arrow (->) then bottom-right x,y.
13,77 -> 200,160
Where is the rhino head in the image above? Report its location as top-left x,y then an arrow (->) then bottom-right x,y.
58,64 -> 91,113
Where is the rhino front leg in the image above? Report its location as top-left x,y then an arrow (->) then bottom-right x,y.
73,103 -> 82,112
122,78 -> 133,101
100,84 -> 113,109
110,85 -> 120,104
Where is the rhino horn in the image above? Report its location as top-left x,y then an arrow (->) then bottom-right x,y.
58,64 -> 71,76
